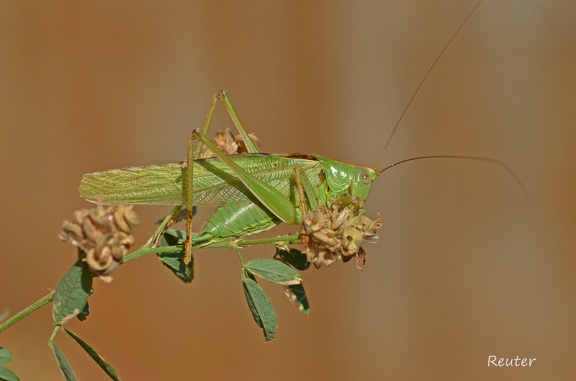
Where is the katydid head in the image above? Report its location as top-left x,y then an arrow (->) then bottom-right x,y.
314,155 -> 379,207
351,166 -> 379,206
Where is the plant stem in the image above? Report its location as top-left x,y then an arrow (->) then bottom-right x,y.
48,325 -> 60,347
195,234 -> 302,250
235,234 -> 301,248
149,206 -> 182,247
0,292 -> 54,334
122,245 -> 183,264
123,232 -> 302,264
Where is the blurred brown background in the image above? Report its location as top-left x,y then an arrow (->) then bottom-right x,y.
1,0 -> 575,380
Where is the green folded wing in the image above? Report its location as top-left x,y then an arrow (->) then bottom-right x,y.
78,154 -> 321,207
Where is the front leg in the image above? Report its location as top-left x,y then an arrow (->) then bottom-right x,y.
184,133 -> 195,264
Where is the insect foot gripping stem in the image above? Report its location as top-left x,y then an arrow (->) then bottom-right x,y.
300,199 -> 382,269
59,205 -> 140,282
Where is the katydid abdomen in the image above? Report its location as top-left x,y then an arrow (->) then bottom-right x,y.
199,200 -> 278,241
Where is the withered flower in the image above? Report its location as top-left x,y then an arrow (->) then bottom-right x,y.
199,128 -> 260,158
235,132 -> 260,154
301,201 -> 381,269
60,205 -> 139,281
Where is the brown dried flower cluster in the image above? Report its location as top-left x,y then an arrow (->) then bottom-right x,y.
59,205 -> 140,281
300,200 -> 382,269
198,128 -> 260,158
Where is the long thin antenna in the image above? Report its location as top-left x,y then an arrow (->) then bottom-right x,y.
378,154 -> 530,202
374,0 -> 484,171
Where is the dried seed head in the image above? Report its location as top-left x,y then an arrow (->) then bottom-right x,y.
199,128 -> 260,158
199,129 -> 237,158
235,133 -> 260,154
113,205 -> 141,233
300,203 -> 382,269
60,221 -> 84,247
82,216 -> 102,243
342,225 -> 363,254
303,210 -> 326,233
86,235 -> 119,274
59,205 -> 139,280
332,205 -> 353,230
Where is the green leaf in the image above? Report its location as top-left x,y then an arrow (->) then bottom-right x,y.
76,302 -> 90,322
284,284 -> 310,314
0,365 -> 19,381
64,328 -> 120,381
274,247 -> 310,271
244,259 -> 302,285
158,230 -> 193,283
242,273 -> 277,341
51,343 -> 78,381
0,349 -> 18,381
52,260 -> 93,325
160,229 -> 186,246
0,348 -> 11,365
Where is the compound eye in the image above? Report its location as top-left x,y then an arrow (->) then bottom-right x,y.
361,172 -> 370,184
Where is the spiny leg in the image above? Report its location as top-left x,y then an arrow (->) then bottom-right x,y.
218,90 -> 260,154
184,133 -> 195,264
194,90 -> 260,157
193,92 -> 219,158
294,165 -> 323,247
295,166 -> 320,211
293,166 -> 310,252
294,166 -> 307,219
185,91 -> 261,263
